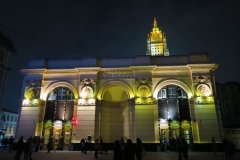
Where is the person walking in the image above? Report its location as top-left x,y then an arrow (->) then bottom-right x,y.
23,139 -> 30,160
176,135 -> 186,160
4,137 -> 8,150
47,137 -> 53,153
28,139 -> 34,160
94,138 -> 99,159
211,137 -> 216,156
222,136 -> 229,158
15,136 -> 24,160
135,138 -> 143,160
124,139 -> 135,160
113,140 -> 122,160
8,136 -> 14,153
80,138 -> 85,153
99,136 -> 104,154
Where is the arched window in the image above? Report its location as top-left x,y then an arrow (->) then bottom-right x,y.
48,87 -> 74,100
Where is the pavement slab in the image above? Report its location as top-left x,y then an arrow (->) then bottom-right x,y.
0,149 -> 239,160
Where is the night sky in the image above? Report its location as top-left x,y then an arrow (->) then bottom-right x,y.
0,0 -> 240,112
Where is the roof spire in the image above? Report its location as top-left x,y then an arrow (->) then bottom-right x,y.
153,17 -> 157,28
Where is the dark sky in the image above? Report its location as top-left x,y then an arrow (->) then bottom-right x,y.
0,0 -> 240,112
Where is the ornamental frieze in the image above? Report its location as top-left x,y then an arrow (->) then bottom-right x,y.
193,76 -> 211,83
26,80 -> 42,87
99,74 -> 134,79
135,78 -> 152,85
80,78 -> 96,86
135,98 -> 157,105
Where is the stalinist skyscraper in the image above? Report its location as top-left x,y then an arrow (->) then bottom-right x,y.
146,18 -> 169,56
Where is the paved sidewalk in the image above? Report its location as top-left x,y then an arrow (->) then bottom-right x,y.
1,149 -> 240,160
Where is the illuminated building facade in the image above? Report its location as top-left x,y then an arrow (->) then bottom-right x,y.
15,19 -> 223,149
16,53 -> 222,148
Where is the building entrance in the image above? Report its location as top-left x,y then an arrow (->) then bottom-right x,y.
157,85 -> 192,144
43,87 -> 74,149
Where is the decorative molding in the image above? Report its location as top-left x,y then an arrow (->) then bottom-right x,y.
26,80 -> 42,87
79,78 -> 96,86
137,85 -> 151,98
135,78 -> 152,85
196,84 -> 211,97
25,87 -> 40,99
193,76 -> 211,83
78,98 -> 96,106
135,98 -> 157,105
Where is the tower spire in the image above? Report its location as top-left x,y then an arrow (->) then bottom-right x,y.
146,17 -> 169,56
153,17 -> 157,28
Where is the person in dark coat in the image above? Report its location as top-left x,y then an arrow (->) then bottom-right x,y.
23,139 -> 30,160
15,136 -> 24,160
124,139 -> 135,160
94,138 -> 99,159
135,138 -> 143,160
47,138 -> 53,153
80,138 -> 86,153
176,135 -> 187,160
113,140 -> 122,160
9,136 -> 14,153
4,137 -> 9,150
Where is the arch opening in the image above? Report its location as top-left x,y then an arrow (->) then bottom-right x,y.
100,86 -> 129,143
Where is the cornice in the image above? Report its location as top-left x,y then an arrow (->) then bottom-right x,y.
75,67 -> 100,74
188,64 -> 219,71
20,69 -> 46,76
130,66 -> 156,73
154,66 -> 190,72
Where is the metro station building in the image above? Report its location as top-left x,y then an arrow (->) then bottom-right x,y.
15,19 -> 223,149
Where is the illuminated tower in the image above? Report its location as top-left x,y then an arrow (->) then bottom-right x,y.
146,18 -> 169,56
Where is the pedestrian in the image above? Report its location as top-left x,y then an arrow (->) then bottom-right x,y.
94,138 -> 99,159
9,136 -> 14,153
15,136 -> 24,160
113,140 -> 122,160
176,135 -> 186,160
80,138 -> 85,153
172,136 -> 177,153
4,137 -> 8,150
1,138 -> 5,149
40,137 -> 44,150
182,138 -> 188,159
211,137 -> 216,156
135,138 -> 143,160
47,137 -> 53,153
124,139 -> 135,160
99,136 -> 103,154
227,140 -> 236,160
84,138 -> 88,154
28,139 -> 34,160
23,139 -> 30,160
222,136 -> 228,158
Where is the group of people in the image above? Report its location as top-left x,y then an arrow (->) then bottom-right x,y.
14,136 -> 34,160
111,137 -> 144,160
222,137 -> 236,160
1,136 -> 14,152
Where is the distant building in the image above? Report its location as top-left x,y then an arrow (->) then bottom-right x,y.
0,108 -> 18,144
216,82 -> 240,149
146,18 -> 169,56
0,32 -> 17,111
